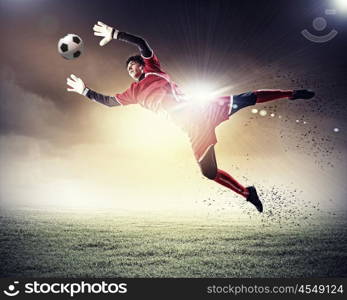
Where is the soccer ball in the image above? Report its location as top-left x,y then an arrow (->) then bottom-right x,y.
58,34 -> 83,60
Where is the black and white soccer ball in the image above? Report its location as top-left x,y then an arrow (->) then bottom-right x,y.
58,34 -> 83,60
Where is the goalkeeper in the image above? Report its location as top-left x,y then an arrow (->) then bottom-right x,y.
66,21 -> 315,212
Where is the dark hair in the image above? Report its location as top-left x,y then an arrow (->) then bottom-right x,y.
126,55 -> 144,68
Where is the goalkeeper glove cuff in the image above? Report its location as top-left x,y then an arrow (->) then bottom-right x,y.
112,28 -> 119,40
82,87 -> 89,96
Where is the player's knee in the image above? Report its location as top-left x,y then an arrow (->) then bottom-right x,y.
201,167 -> 217,180
230,92 -> 257,115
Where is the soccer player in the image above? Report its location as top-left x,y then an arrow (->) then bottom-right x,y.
66,21 -> 315,212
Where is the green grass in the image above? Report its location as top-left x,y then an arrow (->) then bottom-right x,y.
0,209 -> 346,277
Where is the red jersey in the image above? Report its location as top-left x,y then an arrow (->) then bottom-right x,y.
115,53 -> 231,162
115,54 -> 185,114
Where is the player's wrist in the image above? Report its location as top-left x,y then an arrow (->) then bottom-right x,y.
112,28 -> 119,39
82,87 -> 89,96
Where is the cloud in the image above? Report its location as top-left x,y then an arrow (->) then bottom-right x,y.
0,75 -> 67,140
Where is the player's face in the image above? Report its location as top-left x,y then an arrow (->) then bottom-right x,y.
127,61 -> 144,81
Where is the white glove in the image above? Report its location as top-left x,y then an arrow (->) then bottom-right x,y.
66,74 -> 86,95
93,21 -> 119,46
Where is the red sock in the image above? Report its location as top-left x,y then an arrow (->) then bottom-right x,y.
214,169 -> 249,198
255,89 -> 293,103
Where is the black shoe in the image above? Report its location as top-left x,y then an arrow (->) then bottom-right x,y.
289,89 -> 315,100
246,186 -> 263,213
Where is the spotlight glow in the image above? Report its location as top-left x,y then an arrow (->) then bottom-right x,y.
184,82 -> 216,104
251,108 -> 258,114
259,110 -> 267,116
334,0 -> 347,11
333,127 -> 340,132
270,113 -> 275,117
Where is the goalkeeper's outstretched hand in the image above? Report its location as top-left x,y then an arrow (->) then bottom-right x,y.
93,21 -> 118,46
66,74 -> 86,95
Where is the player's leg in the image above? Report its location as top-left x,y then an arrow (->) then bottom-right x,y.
199,146 -> 246,196
229,92 -> 257,115
198,145 -> 218,180
198,146 -> 263,212
229,89 -> 315,115
255,89 -> 314,103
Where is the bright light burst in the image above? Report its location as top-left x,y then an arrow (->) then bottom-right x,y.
183,81 -> 217,104
334,0 -> 347,11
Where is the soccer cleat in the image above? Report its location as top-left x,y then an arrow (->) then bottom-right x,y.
246,186 -> 263,213
289,89 -> 315,100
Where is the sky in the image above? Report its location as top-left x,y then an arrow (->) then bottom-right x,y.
0,0 -> 346,216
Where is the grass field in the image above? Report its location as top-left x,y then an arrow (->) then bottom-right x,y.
0,209 -> 346,278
